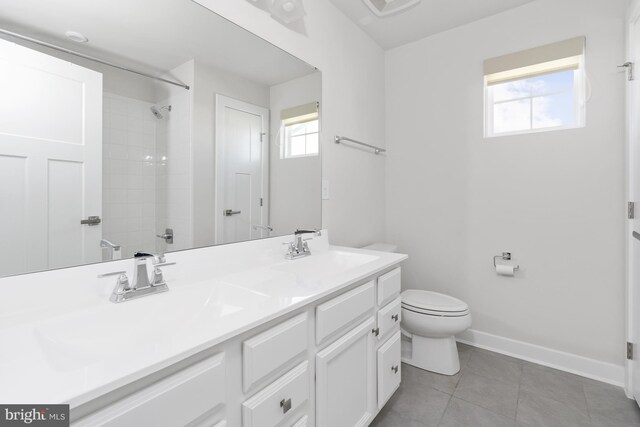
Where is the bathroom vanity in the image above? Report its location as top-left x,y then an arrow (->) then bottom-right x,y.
0,232 -> 406,426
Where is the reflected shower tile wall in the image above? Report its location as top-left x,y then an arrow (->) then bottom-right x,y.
102,93 -> 157,259
154,91 -> 193,253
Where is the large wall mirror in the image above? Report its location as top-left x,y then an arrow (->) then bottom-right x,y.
0,0 -> 322,277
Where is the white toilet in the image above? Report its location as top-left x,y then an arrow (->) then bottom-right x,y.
401,290 -> 471,375
362,243 -> 472,376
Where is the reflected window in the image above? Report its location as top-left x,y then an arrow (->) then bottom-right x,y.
280,102 -> 319,158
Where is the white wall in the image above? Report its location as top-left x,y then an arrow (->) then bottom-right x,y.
192,62 -> 270,247
194,0 -> 387,247
385,0 -> 627,369
269,73 -> 322,235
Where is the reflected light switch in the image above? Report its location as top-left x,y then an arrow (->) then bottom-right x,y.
322,179 -> 330,200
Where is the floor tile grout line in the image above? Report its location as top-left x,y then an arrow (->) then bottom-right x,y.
435,393 -> 453,427
451,393 -> 518,421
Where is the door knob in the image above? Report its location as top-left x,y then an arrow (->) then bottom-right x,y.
156,228 -> 174,244
224,209 -> 241,216
80,215 -> 101,226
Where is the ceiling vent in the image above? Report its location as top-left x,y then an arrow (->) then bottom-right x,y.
361,0 -> 421,17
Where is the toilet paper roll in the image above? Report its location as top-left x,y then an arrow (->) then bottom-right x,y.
496,264 -> 516,276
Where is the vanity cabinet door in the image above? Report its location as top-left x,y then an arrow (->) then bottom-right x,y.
377,331 -> 401,409
316,317 -> 376,427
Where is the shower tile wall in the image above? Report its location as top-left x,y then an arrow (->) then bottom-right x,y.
102,93 -> 157,259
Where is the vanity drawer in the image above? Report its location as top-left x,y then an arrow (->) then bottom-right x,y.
377,268 -> 401,306
316,281 -> 375,344
377,296 -> 401,339
243,313 -> 308,392
76,353 -> 226,427
242,362 -> 309,427
377,332 -> 401,409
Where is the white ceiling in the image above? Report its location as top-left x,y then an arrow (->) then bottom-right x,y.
329,0 -> 536,50
0,0 -> 316,86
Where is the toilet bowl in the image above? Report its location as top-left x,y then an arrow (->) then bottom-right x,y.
401,289 -> 471,375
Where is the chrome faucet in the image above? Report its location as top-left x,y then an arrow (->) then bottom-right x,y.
98,252 -> 175,303
284,229 -> 321,260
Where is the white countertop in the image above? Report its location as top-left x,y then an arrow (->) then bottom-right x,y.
0,231 -> 406,408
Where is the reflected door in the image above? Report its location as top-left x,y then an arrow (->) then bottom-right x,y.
0,39 -> 102,276
215,96 -> 269,244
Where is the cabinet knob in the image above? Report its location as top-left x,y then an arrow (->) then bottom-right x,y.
391,314 -> 399,322
391,365 -> 399,374
280,398 -> 292,414
372,327 -> 380,337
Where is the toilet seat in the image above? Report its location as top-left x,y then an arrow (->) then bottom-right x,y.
401,290 -> 469,317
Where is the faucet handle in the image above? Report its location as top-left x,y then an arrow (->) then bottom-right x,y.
154,262 -> 176,268
97,270 -> 127,278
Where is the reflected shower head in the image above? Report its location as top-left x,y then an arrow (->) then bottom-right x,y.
150,104 -> 171,119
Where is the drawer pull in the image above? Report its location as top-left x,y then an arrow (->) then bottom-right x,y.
391,314 -> 399,322
372,327 -> 380,337
391,365 -> 399,374
280,398 -> 292,414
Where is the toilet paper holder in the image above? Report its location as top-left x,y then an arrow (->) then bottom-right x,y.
493,252 -> 520,271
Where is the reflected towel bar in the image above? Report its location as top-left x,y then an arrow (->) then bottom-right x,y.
335,136 -> 386,154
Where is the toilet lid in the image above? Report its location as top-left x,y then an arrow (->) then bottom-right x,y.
401,290 -> 468,313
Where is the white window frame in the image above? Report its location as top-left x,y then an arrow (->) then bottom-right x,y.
484,67 -> 586,138
281,118 -> 320,159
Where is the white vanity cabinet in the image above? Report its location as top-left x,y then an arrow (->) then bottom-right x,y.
71,265 -> 404,427
314,269 -> 402,427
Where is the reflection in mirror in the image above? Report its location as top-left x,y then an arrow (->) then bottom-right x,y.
0,0 -> 321,277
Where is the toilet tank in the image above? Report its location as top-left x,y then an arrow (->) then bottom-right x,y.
362,243 -> 398,253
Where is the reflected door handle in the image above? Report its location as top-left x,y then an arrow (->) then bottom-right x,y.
81,216 -> 101,226
224,209 -> 241,216
156,228 -> 174,244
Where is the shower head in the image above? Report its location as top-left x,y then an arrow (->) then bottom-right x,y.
150,104 -> 171,119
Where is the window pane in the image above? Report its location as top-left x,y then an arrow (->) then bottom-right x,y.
306,120 -> 319,133
289,135 -> 306,156
493,99 -> 531,134
288,123 -> 306,136
532,92 -> 575,129
530,70 -> 574,96
492,80 -> 532,102
306,133 -> 319,155
491,69 -> 574,103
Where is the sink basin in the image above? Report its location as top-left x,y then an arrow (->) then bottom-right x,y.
33,281 -> 269,371
271,250 -> 379,277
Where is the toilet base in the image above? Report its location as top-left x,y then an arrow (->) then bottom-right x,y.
402,335 -> 460,375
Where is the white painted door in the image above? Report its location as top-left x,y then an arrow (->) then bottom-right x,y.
629,0 -> 640,402
0,39 -> 102,276
316,317 -> 376,427
215,95 -> 269,244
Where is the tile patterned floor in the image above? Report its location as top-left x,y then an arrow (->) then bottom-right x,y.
371,343 -> 640,427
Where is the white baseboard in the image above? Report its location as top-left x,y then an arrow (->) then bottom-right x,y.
457,329 -> 625,388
